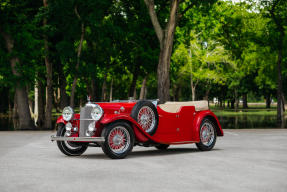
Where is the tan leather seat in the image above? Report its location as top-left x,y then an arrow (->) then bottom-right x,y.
158,100 -> 208,113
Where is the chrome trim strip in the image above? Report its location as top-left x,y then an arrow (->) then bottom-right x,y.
51,135 -> 105,142
71,119 -> 95,121
169,141 -> 197,144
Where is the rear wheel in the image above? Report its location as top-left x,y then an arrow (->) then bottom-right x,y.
131,100 -> 159,135
56,124 -> 88,156
196,119 -> 217,151
101,122 -> 135,159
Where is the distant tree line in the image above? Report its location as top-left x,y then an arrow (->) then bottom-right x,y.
0,0 -> 286,129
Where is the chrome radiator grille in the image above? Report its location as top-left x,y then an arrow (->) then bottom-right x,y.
79,106 -> 94,137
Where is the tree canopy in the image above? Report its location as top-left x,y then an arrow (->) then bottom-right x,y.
0,0 -> 286,128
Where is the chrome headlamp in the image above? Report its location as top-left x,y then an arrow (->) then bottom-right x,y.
62,106 -> 74,121
91,104 -> 103,121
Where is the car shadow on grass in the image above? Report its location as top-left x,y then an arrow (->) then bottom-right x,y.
79,147 -> 222,160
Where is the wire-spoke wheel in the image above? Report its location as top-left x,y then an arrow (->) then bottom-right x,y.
131,100 -> 159,135
196,119 -> 217,151
56,123 -> 88,156
101,122 -> 134,159
137,106 -> 156,132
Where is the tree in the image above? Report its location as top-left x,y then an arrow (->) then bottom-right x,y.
143,0 -> 217,103
268,0 -> 286,127
70,4 -> 85,108
143,0 -> 179,103
43,0 -> 53,129
0,0 -> 40,129
172,31 -> 232,101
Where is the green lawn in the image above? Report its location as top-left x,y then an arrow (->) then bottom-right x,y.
210,104 -> 286,116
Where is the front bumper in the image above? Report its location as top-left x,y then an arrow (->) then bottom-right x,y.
51,135 -> 105,142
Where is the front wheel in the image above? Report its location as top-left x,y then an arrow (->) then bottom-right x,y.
101,122 -> 135,159
56,124 -> 88,156
196,119 -> 217,151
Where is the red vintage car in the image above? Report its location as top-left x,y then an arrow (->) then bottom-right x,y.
51,99 -> 223,159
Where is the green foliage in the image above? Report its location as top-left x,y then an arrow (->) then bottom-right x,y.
0,0 -> 286,109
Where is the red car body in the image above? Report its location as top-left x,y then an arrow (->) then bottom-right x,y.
55,101 -> 223,145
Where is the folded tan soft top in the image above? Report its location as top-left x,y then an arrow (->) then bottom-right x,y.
158,100 -> 208,113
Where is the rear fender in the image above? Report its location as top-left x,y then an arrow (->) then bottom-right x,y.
192,110 -> 224,141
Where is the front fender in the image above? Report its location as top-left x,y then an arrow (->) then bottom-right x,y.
56,115 -> 66,124
56,114 -> 80,126
99,114 -> 137,125
192,110 -> 224,141
99,114 -> 161,143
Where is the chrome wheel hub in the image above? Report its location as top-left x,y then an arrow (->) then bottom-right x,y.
137,106 -> 155,133
200,122 -> 215,147
108,126 -> 130,154
112,135 -> 123,145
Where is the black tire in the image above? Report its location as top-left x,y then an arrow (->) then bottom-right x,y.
131,100 -> 159,135
196,118 -> 217,151
155,144 -> 169,150
101,121 -> 135,159
56,123 -> 88,156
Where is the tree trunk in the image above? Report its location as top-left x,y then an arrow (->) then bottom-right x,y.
219,99 -> 223,108
270,0 -> 285,127
13,92 -> 18,119
266,94 -> 271,109
144,0 -> 180,104
44,56 -> 53,129
101,74 -> 107,102
16,84 -> 36,129
53,87 -> 61,112
189,49 -> 196,101
203,89 -> 210,101
231,99 -> 235,109
109,78 -> 113,102
276,44 -> 284,127
28,88 -> 34,118
191,86 -> 196,101
235,99 -> 239,111
43,0 -> 53,129
129,65 -> 139,98
91,77 -> 97,101
242,93 -> 248,109
59,66 -> 69,109
144,85 -> 148,99
282,94 -> 285,112
70,5 -> 85,108
0,27 -> 35,129
234,90 -> 239,111
133,87 -> 137,99
34,80 -> 39,123
139,76 -> 147,100
70,77 -> 77,108
35,77 -> 44,127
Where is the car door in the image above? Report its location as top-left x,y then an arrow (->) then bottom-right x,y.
151,108 -> 181,143
177,106 -> 195,142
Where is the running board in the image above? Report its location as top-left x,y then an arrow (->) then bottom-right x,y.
51,135 -> 105,142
